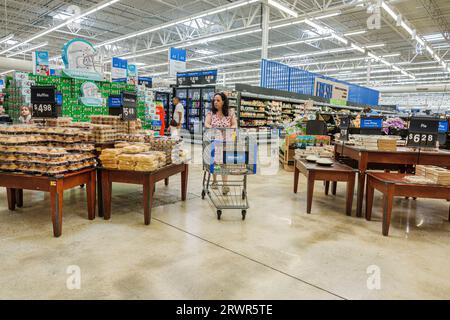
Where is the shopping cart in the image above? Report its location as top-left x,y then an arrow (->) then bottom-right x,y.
201,128 -> 257,220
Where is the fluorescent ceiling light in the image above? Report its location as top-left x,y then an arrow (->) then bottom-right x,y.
314,11 -> 341,20
194,48 -> 218,55
304,19 -> 330,35
381,1 -> 398,20
332,33 -> 348,45
99,0 -> 258,47
5,39 -> 18,45
0,0 -> 120,55
381,53 -> 400,58
6,42 -> 48,57
365,43 -> 385,49
139,62 -> 169,69
0,69 -> 14,75
0,34 -> 14,45
351,43 -> 365,53
400,21 -> 414,36
344,30 -> 366,36
268,0 -> 298,18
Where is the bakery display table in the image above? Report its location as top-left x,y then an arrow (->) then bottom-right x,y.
294,159 -> 356,216
335,142 -> 450,218
365,173 -> 450,236
0,168 -> 96,237
100,164 -> 188,225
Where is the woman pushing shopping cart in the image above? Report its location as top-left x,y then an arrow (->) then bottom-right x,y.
202,93 -> 257,220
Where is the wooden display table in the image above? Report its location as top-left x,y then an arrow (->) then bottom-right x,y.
294,159 -> 356,216
365,173 -> 450,236
0,168 -> 96,237
100,164 -> 188,225
335,142 -> 450,217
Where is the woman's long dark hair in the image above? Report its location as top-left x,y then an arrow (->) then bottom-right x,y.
212,92 -> 229,117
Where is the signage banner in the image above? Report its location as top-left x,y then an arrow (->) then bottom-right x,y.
314,78 -> 349,101
62,38 -> 102,81
360,118 -> 383,129
176,70 -> 217,86
127,64 -> 138,85
32,51 -> 50,76
169,48 -> 187,77
138,77 -> 152,88
111,57 -> 128,83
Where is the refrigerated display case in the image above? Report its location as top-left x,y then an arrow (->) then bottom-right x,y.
173,86 -> 215,135
155,91 -> 171,132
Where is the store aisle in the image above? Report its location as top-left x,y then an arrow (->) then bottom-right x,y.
1,164 -> 450,299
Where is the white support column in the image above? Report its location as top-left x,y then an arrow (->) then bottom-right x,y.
261,2 -> 270,60
367,59 -> 372,85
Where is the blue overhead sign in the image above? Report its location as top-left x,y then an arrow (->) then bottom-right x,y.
170,48 -> 187,62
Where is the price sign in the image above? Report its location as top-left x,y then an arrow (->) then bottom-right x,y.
121,91 -> 137,121
31,86 -> 56,118
407,117 -> 439,148
177,70 -> 217,86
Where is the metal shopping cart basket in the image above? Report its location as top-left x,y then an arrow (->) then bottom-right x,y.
202,128 -> 257,220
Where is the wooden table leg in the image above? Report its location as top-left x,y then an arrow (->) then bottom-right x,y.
165,178 -> 169,186
356,154 -> 368,218
6,188 -> 16,211
97,169 -> 104,218
382,185 -> 395,237
306,172 -> 315,214
143,175 -> 155,225
346,174 -> 355,217
294,163 -> 300,194
102,170 -> 112,221
356,172 -> 367,218
325,181 -> 330,196
50,183 -> 64,238
15,189 -> 23,208
365,177 -> 375,221
332,182 -> 337,196
181,164 -> 188,201
86,170 -> 96,221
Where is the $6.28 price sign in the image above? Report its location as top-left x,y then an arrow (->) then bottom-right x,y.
407,132 -> 436,148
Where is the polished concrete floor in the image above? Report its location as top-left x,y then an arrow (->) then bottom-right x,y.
1,160 -> 450,300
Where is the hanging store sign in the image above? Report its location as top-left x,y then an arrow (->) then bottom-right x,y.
138,77 -> 153,88
169,47 -> 187,77
127,64 -> 138,85
32,51 -> 50,76
176,70 -> 218,86
31,86 -> 56,118
62,38 -> 102,81
121,91 -> 137,121
407,117 -> 440,148
111,57 -> 128,83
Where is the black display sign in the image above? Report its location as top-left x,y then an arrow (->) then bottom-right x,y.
31,86 -> 56,118
121,91 -> 137,121
177,70 -> 217,86
407,117 -> 439,148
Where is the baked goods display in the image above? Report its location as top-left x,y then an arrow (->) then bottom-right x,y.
414,165 -> 450,185
0,124 -> 97,176
147,137 -> 183,165
99,146 -> 166,172
0,145 -> 96,176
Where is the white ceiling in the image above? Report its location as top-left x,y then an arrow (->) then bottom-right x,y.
0,0 -> 449,90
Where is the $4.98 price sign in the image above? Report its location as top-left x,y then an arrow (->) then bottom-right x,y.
31,86 -> 56,118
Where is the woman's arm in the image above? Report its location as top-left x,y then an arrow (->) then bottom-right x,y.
204,112 -> 212,129
230,109 -> 238,129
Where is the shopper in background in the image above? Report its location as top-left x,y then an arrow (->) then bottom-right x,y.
0,106 -> 12,124
204,92 -> 237,195
172,97 -> 185,130
19,106 -> 32,124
